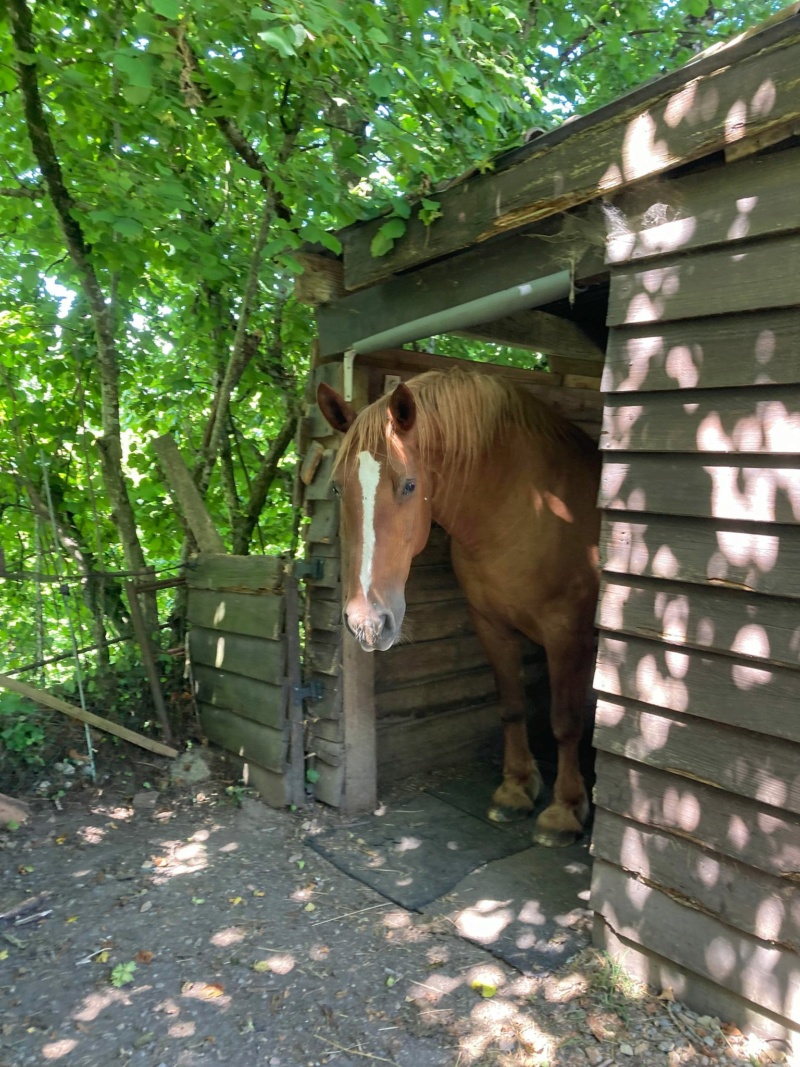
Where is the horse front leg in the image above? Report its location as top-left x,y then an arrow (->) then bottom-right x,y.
535,627 -> 594,847
468,609 -> 542,822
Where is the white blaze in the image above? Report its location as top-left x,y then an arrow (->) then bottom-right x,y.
357,451 -> 381,598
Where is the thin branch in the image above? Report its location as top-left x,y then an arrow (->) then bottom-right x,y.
232,412 -> 298,555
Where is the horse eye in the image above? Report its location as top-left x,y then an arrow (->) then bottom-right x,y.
402,479 -> 416,497
331,484 -> 341,498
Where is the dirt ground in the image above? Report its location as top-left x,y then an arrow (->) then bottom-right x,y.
0,745 -> 792,1067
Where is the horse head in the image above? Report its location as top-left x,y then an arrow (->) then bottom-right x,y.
317,380 -> 432,651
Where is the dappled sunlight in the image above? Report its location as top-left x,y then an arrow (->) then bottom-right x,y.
168,1021 -> 196,1038
210,926 -> 247,947
455,899 -> 515,944
74,989 -> 131,1022
42,1039 -> 79,1060
76,824 -> 108,844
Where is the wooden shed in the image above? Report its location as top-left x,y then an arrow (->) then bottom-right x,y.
292,6 -> 800,1051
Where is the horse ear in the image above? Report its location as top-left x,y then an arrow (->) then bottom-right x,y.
317,382 -> 357,434
388,382 -> 416,434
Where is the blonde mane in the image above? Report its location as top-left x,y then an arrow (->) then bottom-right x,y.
333,368 -> 578,478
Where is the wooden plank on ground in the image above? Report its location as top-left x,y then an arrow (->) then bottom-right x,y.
607,232 -> 800,327
191,664 -> 286,729
596,631 -> 800,741
602,308 -> 800,394
187,554 -> 283,594
187,587 -> 284,641
188,627 -> 286,685
592,699 -> 800,815
607,143 -> 800,266
197,703 -> 287,774
591,859 -> 800,1021
597,576 -> 800,669
601,384 -> 800,454
599,454 -> 800,525
591,809 -> 800,950
341,24 -> 800,289
593,750 -> 800,875
594,916 -> 800,1048
0,673 -> 177,758
598,513 -> 800,600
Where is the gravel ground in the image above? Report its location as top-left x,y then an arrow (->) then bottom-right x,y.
0,749 -> 792,1067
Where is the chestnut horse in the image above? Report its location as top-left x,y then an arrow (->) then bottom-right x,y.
318,368 -> 601,846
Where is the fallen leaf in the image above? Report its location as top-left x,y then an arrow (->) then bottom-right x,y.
181,981 -> 225,1000
55,836 -> 67,845
66,916 -> 79,923
95,951 -> 110,964
253,890 -> 265,898
253,960 -> 272,973
135,950 -> 154,964
470,980 -> 496,999
228,897 -> 243,906
17,866 -> 34,875
304,902 -> 316,912
657,986 -> 675,1002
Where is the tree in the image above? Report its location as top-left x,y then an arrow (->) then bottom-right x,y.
0,0 -> 785,700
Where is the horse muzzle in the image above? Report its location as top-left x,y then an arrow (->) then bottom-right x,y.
344,598 -> 404,652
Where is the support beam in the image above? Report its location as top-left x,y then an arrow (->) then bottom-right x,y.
153,435 -> 226,554
316,207 -> 607,359
455,309 -> 605,362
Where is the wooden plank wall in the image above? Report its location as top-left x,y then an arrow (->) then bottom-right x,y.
186,554 -> 291,807
591,142 -> 800,1047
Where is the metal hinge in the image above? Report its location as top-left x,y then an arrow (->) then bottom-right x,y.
293,558 -> 324,581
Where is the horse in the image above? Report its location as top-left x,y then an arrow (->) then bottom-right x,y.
317,367 -> 601,847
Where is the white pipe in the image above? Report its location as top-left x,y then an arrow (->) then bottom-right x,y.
348,268 -> 572,356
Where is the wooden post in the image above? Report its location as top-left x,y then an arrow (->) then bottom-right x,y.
125,581 -> 172,742
153,435 -> 226,554
283,570 -> 308,808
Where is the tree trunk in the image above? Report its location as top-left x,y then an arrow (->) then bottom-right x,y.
9,0 -> 159,639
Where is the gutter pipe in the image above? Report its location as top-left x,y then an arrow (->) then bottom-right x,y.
341,268 -> 572,399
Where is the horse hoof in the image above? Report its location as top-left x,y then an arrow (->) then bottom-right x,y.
487,804 -> 532,824
534,825 -> 583,847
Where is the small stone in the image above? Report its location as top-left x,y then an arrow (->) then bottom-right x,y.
584,1049 -> 604,1066
659,1041 -> 675,1052
619,1043 -> 634,1056
139,900 -> 153,913
704,1035 -> 716,1048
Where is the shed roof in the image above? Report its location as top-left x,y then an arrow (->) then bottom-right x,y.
322,3 -> 800,295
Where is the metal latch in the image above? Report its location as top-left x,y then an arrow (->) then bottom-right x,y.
293,558 -> 324,581
292,680 -> 323,706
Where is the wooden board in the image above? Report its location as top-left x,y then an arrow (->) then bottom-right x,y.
599,454 -> 800,525
198,703 -> 287,774
595,917 -> 800,1049
188,627 -> 286,685
376,703 -> 500,782
374,634 -> 489,690
606,143 -> 800,265
341,24 -> 800,289
456,309 -> 605,362
306,632 -> 341,676
602,308 -> 800,394
306,499 -> 339,544
591,859 -> 800,1020
187,588 -> 284,641
340,618 -> 376,813
187,553 -> 283,594
599,513 -> 800,600
317,210 -> 606,355
601,384 -> 800,454
592,699 -> 800,815
591,809 -> 800,950
607,232 -> 800,327
595,631 -> 800,741
598,576 -> 800,669
375,667 -> 499,720
593,750 -> 800,875
191,663 -> 286,730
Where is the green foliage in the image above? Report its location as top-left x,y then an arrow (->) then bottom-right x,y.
0,693 -> 46,765
110,962 -> 137,988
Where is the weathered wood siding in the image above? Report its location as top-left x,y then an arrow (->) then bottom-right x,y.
186,554 -> 291,807
591,142 -> 800,1047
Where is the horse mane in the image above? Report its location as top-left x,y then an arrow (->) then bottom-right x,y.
333,367 -> 582,478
